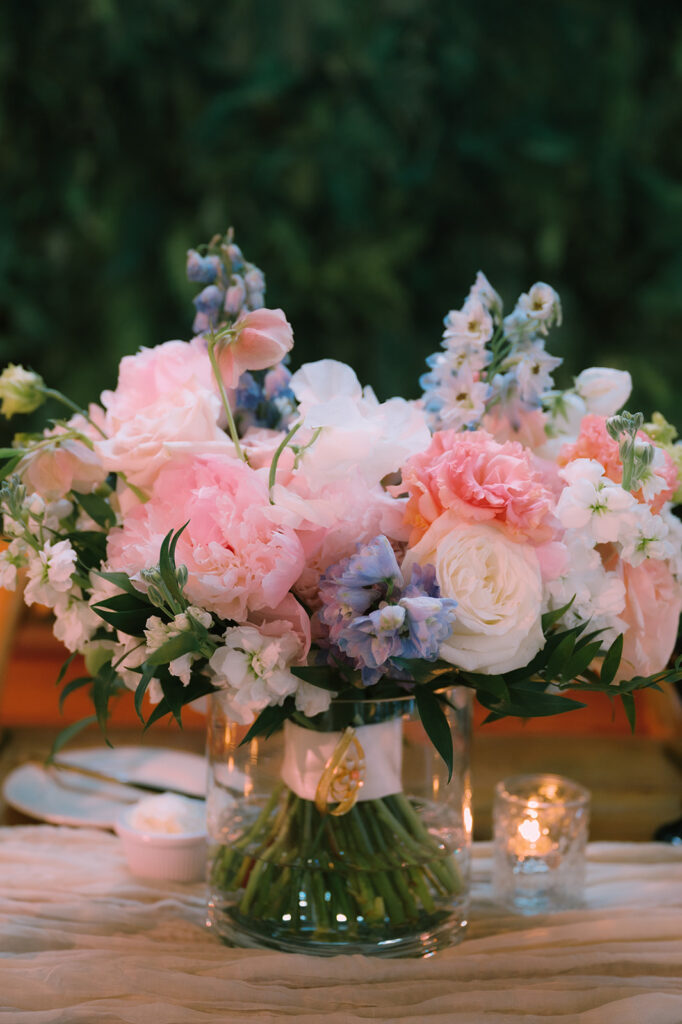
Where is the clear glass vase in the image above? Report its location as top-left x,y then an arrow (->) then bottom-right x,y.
206,684 -> 472,957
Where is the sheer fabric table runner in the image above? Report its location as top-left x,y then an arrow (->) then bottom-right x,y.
1,828 -> 681,1023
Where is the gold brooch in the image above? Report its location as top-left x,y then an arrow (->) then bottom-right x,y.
315,726 -> 366,816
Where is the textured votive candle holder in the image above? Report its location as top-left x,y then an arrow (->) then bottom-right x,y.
493,773 -> 590,914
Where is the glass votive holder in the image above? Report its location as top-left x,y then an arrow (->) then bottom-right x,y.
493,773 -> 590,914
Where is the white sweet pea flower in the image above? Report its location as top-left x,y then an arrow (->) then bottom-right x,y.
557,459 -> 638,543
24,539 -> 77,607
619,504 -> 672,567
574,367 -> 632,417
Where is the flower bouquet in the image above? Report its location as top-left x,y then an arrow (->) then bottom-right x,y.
1,229 -> 681,955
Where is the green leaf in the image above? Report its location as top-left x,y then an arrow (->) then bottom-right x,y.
67,530 -> 108,573
290,665 -> 346,691
0,455 -> 22,482
415,686 -> 453,781
458,671 -> 510,701
545,632 -> 578,679
134,664 -> 156,723
502,687 -> 586,718
144,631 -> 197,667
75,491 -> 117,529
55,651 -> 78,688
620,693 -> 636,732
94,570 -> 145,599
58,676 -> 92,713
559,641 -> 603,682
541,597 -> 575,632
600,633 -> 624,686
92,662 -> 120,737
143,671 -> 217,730
47,715 -> 98,761
240,699 -> 296,745
93,593 -> 153,636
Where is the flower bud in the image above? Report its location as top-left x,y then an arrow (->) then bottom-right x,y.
574,367 -> 632,417
0,364 -> 46,418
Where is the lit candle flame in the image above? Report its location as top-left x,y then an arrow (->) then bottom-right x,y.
518,818 -> 542,844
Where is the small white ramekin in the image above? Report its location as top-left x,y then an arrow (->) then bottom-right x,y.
115,803 -> 207,883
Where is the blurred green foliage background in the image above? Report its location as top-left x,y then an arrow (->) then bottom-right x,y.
1,0 -> 681,429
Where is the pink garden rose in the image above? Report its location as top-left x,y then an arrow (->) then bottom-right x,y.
558,414 -> 678,514
217,308 -> 294,388
106,454 -> 307,629
614,558 -> 682,678
401,429 -> 558,545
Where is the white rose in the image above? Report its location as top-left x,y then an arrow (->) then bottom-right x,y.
574,367 -> 632,417
403,514 -> 545,674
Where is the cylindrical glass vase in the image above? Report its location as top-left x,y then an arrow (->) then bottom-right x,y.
206,685 -> 472,957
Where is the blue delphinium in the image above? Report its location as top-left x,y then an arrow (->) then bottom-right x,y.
319,535 -> 457,686
186,250 -> 223,284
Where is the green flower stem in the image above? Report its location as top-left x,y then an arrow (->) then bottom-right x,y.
210,786 -> 462,940
206,335 -> 247,463
41,387 -> 108,439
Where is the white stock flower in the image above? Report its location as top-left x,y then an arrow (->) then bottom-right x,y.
404,515 -> 545,674
113,634 -> 148,691
143,606 -> 214,686
209,625 -> 304,724
619,504 -> 672,567
557,459 -> 638,543
544,531 -> 626,642
53,592 -> 100,652
24,539 -> 77,607
0,539 -> 28,590
574,367 -> 632,417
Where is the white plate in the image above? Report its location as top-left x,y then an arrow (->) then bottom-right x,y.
2,746 -> 206,829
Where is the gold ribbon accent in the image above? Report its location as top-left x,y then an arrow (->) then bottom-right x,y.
314,726 -> 366,816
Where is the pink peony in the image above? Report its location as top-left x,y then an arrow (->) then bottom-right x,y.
558,414 -> 678,514
218,308 -> 294,388
615,559 -> 682,678
96,338 -> 231,490
106,455 -> 307,627
401,429 -> 558,545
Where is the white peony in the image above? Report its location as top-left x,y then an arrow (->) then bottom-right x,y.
289,360 -> 430,487
574,367 -> 632,417
403,514 -> 545,674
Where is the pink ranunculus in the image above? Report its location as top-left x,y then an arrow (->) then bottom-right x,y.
615,559 -> 682,678
558,414 -> 678,514
106,455 -> 306,624
218,308 -> 294,388
401,429 -> 558,546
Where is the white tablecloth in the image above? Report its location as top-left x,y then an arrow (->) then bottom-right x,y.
1,827 -> 681,1023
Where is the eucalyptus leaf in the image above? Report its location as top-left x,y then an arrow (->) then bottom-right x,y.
415,686 -> 453,781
